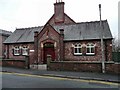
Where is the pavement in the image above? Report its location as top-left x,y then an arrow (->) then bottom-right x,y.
1,66 -> 120,83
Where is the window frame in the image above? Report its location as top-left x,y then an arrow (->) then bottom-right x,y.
74,44 -> 82,55
22,46 -> 28,56
13,46 -> 20,56
86,43 -> 95,55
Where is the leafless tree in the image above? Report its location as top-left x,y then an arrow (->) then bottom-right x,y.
113,37 -> 120,52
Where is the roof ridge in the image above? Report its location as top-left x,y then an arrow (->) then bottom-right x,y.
76,20 -> 107,24
0,29 -> 12,36
0,29 -> 12,33
52,20 -> 107,27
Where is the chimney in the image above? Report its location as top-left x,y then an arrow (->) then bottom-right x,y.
54,1 -> 65,24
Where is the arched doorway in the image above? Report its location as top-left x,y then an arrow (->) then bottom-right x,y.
43,42 -> 55,64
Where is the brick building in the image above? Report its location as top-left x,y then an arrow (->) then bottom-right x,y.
4,1 -> 113,68
0,29 -> 12,59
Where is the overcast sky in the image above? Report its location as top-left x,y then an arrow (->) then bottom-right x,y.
0,0 -> 119,38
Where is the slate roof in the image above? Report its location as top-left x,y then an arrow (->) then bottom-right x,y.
4,20 -> 112,44
0,29 -> 12,36
4,26 -> 43,44
54,20 -> 112,41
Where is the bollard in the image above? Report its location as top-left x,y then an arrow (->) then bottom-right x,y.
47,55 -> 51,70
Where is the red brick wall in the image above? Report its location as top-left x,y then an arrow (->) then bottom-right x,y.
4,39 -> 112,65
49,61 -> 101,72
106,63 -> 120,74
48,2 -> 75,25
2,60 -> 26,68
4,43 -> 34,65
49,61 -> 120,74
64,40 -> 112,61
105,40 -> 112,61
48,14 -> 75,25
38,25 -> 61,63
0,35 -> 9,58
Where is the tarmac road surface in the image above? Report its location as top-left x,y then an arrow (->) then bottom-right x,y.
2,72 -> 119,88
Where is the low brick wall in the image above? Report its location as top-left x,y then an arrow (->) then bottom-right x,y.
106,63 -> 120,74
49,61 -> 120,74
2,59 -> 26,68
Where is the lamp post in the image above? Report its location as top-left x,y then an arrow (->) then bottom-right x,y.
99,4 -> 105,73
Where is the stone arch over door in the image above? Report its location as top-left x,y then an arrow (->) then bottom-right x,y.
40,39 -> 57,64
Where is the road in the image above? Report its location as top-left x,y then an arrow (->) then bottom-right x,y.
1,72 -> 119,88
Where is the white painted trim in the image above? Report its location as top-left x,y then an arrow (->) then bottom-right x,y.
86,53 -> 95,55
74,53 -> 82,55
30,50 -> 34,52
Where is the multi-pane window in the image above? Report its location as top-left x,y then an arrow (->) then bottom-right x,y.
22,46 -> 28,56
74,44 -> 82,55
13,46 -> 29,56
86,43 -> 95,55
14,46 -> 20,55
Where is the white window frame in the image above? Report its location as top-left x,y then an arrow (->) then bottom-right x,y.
22,46 -> 28,56
86,43 -> 95,55
74,44 -> 82,55
14,46 -> 20,56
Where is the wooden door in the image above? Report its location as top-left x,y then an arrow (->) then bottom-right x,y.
43,43 -> 55,64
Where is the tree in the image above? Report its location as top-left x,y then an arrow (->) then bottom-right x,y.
112,37 -> 120,52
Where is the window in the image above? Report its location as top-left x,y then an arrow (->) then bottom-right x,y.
86,43 -> 95,55
22,46 -> 28,56
74,44 -> 82,55
14,46 -> 20,55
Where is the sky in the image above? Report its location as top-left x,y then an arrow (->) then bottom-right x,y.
0,0 -> 119,38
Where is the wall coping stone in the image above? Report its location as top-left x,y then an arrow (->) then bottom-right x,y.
50,61 -> 115,64
2,59 -> 25,62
